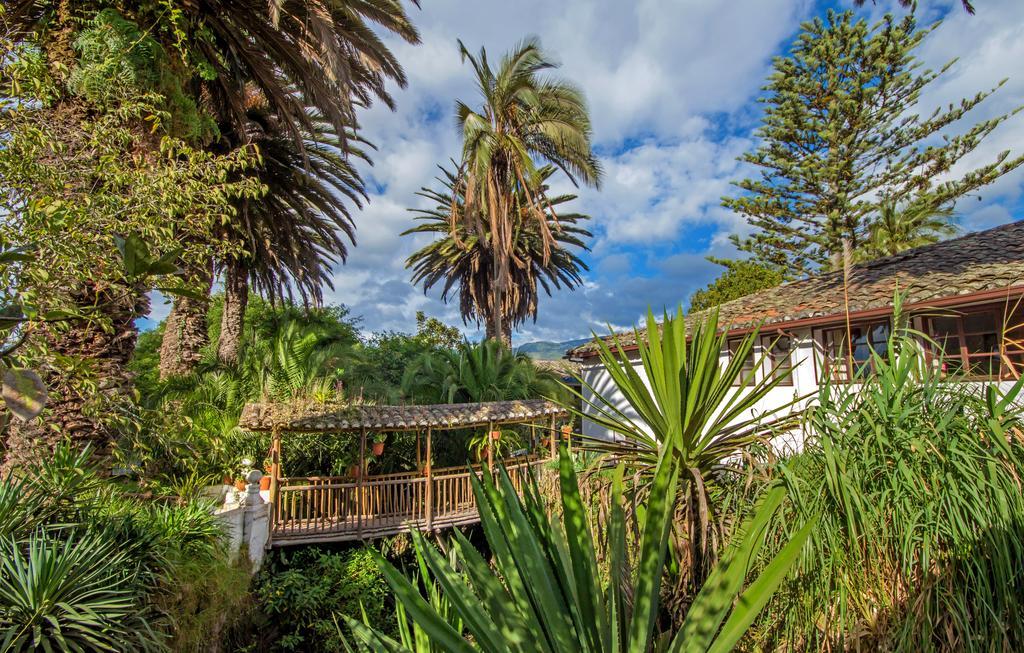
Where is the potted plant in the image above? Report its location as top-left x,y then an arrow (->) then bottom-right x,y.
490,429 -> 502,441
371,433 -> 386,456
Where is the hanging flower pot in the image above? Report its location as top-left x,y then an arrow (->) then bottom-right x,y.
490,430 -> 502,441
347,464 -> 362,479
259,475 -> 272,491
372,441 -> 385,456
234,478 -> 247,491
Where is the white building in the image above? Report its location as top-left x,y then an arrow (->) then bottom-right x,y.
567,221 -> 1024,447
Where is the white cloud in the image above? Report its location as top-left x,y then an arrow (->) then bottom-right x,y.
256,0 -> 1024,344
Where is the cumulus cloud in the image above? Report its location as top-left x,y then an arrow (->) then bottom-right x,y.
262,0 -> 1024,344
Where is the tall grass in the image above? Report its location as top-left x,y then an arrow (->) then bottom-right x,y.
750,329 -> 1024,651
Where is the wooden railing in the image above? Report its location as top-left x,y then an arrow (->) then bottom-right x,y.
270,456 -> 551,545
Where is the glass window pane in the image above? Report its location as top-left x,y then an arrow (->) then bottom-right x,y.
964,333 -> 999,355
930,316 -> 959,337
963,311 -> 997,334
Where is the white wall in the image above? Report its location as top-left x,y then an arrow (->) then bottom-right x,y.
578,323 -> 1019,454
578,328 -> 818,451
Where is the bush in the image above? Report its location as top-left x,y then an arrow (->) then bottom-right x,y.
0,442 -> 248,651
250,546 -> 395,652
749,334 -> 1024,651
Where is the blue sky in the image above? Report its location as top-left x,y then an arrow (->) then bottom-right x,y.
146,0 -> 1024,344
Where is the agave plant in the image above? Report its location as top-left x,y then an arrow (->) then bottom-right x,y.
569,307 -> 806,592
0,531 -> 162,652
341,447 -> 813,652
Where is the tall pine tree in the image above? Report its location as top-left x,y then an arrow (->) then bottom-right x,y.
724,11 -> 1022,277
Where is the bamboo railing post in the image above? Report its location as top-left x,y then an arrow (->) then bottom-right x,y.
269,427 -> 281,539
425,426 -> 433,531
487,421 -> 495,473
549,415 -> 557,459
358,428 -> 366,538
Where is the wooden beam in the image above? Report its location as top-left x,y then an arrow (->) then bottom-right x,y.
358,428 -> 366,539
487,421 -> 494,473
549,414 -> 557,459
425,426 -> 433,531
269,427 -> 281,545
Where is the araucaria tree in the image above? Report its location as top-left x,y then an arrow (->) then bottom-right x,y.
406,165 -> 591,342
724,11 -> 1022,277
446,38 -> 601,346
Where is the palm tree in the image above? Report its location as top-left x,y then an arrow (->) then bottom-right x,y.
5,1 -> 420,464
860,196 -> 958,260
401,339 -> 561,405
449,38 -> 602,346
214,107 -> 370,366
406,165 -> 591,343
853,0 -> 975,13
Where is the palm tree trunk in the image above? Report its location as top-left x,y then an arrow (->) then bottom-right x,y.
217,259 -> 248,366
158,260 -> 213,380
3,281 -> 148,473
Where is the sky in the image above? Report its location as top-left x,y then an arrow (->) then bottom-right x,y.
146,0 -> 1024,345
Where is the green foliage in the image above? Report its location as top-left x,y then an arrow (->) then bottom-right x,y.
0,531 -> 161,652
0,442 -> 244,651
402,339 -> 564,405
859,195 -> 959,260
570,307 -> 802,593
688,258 -> 783,313
341,448 -> 813,652
251,546 -> 395,652
750,329 -> 1024,650
69,9 -> 216,143
724,10 -> 1023,276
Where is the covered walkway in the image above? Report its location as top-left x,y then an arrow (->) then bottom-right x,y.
239,399 -> 570,546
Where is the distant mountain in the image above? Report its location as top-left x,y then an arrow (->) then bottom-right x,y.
515,337 -> 591,360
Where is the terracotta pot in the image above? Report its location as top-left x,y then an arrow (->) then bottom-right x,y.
347,464 -> 362,478
234,479 -> 247,491
222,475 -> 233,485
490,430 -> 502,441
259,475 -> 272,491
372,441 -> 385,456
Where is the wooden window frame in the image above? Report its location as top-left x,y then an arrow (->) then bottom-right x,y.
727,336 -> 758,387
817,320 -> 892,383
760,332 -> 795,387
923,303 -> 1024,381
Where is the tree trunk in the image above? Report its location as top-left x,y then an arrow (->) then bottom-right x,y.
217,259 -> 249,366
3,281 -> 148,474
484,298 -> 512,349
158,260 -> 213,380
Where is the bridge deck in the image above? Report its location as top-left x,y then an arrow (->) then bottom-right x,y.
270,457 -> 549,546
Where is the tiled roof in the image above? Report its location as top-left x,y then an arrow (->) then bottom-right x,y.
239,399 -> 568,432
569,220 -> 1024,357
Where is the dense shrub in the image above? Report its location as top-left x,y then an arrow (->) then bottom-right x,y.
0,443 -> 248,652
247,545 -> 396,652
749,336 -> 1024,651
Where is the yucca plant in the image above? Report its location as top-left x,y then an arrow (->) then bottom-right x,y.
341,447 -> 814,652
0,531 -> 162,652
569,307 -> 805,593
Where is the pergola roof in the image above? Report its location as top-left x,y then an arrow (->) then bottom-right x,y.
239,399 -> 569,433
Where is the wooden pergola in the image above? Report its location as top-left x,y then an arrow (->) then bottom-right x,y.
239,399 -> 570,546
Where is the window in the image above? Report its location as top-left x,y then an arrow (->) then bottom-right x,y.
925,306 -> 1024,379
761,333 -> 795,386
820,321 -> 891,382
727,337 -> 758,387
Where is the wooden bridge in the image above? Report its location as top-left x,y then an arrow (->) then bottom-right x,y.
239,399 -> 571,547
